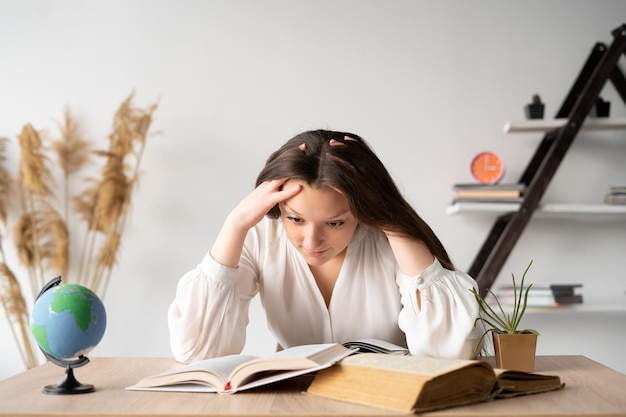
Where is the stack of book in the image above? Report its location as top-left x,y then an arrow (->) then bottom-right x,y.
452,183 -> 525,203
604,186 -> 626,205
491,284 -> 583,308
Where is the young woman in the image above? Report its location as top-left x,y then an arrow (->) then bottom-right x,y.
168,130 -> 482,363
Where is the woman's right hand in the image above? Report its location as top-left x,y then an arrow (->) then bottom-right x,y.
209,179 -> 302,268
229,179 -> 302,231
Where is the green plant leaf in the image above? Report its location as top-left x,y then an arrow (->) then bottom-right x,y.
470,260 -> 539,335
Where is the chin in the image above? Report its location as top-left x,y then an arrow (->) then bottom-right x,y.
300,252 -> 331,267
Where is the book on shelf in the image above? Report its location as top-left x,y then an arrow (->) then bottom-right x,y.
306,353 -> 564,413
604,186 -> 626,205
453,183 -> 526,190
127,339 -> 407,394
607,186 -> 626,193
452,197 -> 524,204
492,284 -> 583,307
492,294 -> 583,307
605,195 -> 626,204
453,183 -> 526,201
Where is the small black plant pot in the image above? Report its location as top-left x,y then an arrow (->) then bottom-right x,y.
590,100 -> 610,118
525,103 -> 545,120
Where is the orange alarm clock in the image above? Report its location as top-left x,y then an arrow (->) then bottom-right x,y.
470,151 -> 504,184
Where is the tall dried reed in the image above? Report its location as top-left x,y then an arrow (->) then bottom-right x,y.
0,137 -> 37,369
15,124 -> 53,296
0,263 -> 37,369
75,92 -> 157,295
0,138 -> 11,225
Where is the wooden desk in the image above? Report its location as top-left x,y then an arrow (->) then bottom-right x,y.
0,356 -> 625,416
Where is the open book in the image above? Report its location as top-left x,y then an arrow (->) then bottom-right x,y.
342,338 -> 409,355
307,353 -> 564,413
129,343 -> 355,393
128,339 -> 406,394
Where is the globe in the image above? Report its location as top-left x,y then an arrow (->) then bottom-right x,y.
31,282 -> 107,360
30,278 -> 107,395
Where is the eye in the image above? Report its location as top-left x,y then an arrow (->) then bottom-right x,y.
286,216 -> 304,224
327,221 -> 344,228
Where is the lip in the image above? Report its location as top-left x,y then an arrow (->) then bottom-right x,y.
304,248 -> 328,257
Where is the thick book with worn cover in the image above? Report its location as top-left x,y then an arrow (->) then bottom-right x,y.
307,353 -> 564,413
128,343 -> 356,393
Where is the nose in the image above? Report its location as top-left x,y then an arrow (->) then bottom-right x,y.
303,224 -> 324,249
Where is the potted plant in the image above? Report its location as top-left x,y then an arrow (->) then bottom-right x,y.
525,94 -> 545,119
470,260 -> 539,372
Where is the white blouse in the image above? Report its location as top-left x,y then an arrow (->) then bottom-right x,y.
168,218 -> 482,364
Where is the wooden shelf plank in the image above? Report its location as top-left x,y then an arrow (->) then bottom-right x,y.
504,117 -> 626,133
446,202 -> 626,216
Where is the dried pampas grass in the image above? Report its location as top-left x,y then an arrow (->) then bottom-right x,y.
0,263 -> 37,369
0,138 -> 37,370
0,138 -> 13,225
53,106 -> 91,221
0,91 -> 158,370
17,124 -> 52,197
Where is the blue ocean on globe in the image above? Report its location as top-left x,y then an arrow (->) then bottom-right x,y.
31,283 -> 107,359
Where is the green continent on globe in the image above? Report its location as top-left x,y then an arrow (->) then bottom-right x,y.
51,284 -> 93,331
31,324 -> 50,352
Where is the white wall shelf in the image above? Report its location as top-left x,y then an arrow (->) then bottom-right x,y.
446,201 -> 626,216
525,304 -> 626,313
504,117 -> 626,133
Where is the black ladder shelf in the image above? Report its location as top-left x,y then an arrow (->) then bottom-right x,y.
470,23 -> 626,297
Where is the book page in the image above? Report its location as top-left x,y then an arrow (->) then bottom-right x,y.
229,344 -> 354,389
130,343 -> 355,393
234,363 -> 343,393
342,339 -> 409,355
131,354 -> 258,390
270,343 -> 341,359
340,353 -> 488,377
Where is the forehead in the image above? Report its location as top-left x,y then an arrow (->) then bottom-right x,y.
281,179 -> 351,218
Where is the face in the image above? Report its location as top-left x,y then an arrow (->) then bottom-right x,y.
279,180 -> 359,267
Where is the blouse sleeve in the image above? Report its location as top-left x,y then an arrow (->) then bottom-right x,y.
167,254 -> 258,363
396,259 -> 483,359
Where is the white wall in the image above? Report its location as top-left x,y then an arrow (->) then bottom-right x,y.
1,1 -> 625,379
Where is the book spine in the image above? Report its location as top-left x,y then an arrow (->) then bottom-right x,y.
456,190 -> 522,199
453,183 -> 526,190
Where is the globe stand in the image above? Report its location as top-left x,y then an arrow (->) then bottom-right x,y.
41,352 -> 95,395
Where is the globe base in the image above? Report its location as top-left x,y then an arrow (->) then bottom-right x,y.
40,353 -> 96,395
43,366 -> 95,395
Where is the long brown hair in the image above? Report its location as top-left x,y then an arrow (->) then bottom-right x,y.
256,130 -> 454,270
